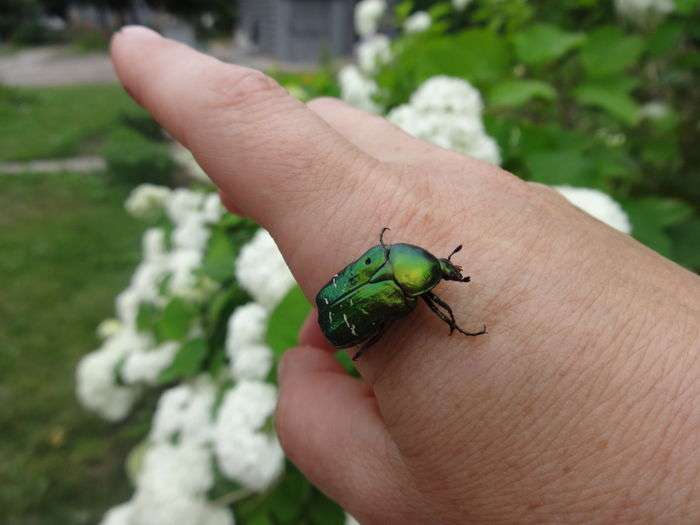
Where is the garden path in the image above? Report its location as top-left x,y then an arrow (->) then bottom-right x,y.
0,43 -> 315,87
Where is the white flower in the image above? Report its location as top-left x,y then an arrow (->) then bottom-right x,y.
172,214 -> 210,252
121,341 -> 179,386
125,184 -> 171,219
165,188 -> 206,226
139,442 -> 213,495
345,514 -> 362,525
76,334 -> 145,420
168,249 -> 204,299
338,65 -> 381,114
410,75 -> 483,115
142,228 -> 167,263
226,303 -> 273,380
103,441 -> 234,525
452,0 -> 472,10
97,318 -> 123,340
236,230 -> 296,311
217,380 -> 278,429
203,193 -> 225,224
128,491 -> 233,525
640,101 -> 671,121
404,11 -> 431,33
151,376 -> 216,446
388,76 -> 501,164
615,0 -> 674,26
356,34 -> 392,75
214,381 -> 284,491
101,502 -> 134,525
554,186 -> 632,234
354,0 -> 386,37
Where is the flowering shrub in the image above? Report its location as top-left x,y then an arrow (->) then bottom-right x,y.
340,0 -> 699,269
79,1 -> 698,523
78,182 -> 346,524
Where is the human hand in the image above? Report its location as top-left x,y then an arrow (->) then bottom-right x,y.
111,27 -> 700,524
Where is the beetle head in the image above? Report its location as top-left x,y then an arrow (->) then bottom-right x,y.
440,245 -> 470,282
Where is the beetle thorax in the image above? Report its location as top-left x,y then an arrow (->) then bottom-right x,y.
388,243 -> 442,297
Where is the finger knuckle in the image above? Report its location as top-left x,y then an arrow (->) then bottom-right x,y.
206,66 -> 287,112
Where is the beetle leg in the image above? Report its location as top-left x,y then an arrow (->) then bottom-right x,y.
422,294 -> 456,334
353,329 -> 385,360
426,292 -> 487,337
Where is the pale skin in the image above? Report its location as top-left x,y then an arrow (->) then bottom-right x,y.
111,27 -> 700,524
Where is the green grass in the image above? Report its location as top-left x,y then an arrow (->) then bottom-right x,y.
0,84 -> 142,162
0,172 -> 151,524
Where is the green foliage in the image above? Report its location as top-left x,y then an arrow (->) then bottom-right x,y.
234,463 -> 344,525
384,0 -> 699,270
489,79 -> 556,107
103,127 -> 175,186
376,29 -> 512,108
266,286 -> 312,357
512,23 -> 584,66
579,26 -> 644,77
158,338 -> 208,383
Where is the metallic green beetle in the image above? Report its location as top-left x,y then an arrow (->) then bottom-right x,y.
315,228 -> 486,360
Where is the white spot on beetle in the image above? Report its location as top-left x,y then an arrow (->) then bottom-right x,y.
323,298 -> 329,305
351,325 -> 357,336
329,312 -> 333,322
350,298 -> 354,306
332,277 -> 337,288
343,314 -> 350,327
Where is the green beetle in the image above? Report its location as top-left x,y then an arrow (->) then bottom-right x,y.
315,228 -> 486,360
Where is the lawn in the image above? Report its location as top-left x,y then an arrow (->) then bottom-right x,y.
0,172 -> 150,524
0,83 -> 141,162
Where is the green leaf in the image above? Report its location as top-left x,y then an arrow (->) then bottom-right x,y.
489,79 -> 556,107
266,286 -> 312,357
377,28 -> 512,107
574,84 -> 641,125
136,302 -> 159,333
155,297 -> 196,342
202,228 -> 236,282
309,490 -> 345,525
512,23 -> 584,66
524,149 -> 598,186
646,22 -> 684,56
622,198 -> 694,257
158,338 -> 207,383
669,218 -> 700,269
580,26 -> 644,77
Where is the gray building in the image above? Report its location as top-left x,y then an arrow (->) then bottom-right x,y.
237,0 -> 357,63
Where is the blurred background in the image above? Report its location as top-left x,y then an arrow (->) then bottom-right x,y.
0,0 -> 698,524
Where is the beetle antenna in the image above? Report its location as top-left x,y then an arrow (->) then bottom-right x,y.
379,227 -> 391,248
447,244 -> 463,261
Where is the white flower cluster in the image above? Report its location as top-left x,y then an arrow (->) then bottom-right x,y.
85,194 -> 296,523
354,0 -> 386,38
404,11 -> 431,33
388,76 -> 501,165
614,0 -> 674,26
338,0 -> 390,114
554,186 -> 632,234
77,186 -> 225,421
214,380 -> 284,491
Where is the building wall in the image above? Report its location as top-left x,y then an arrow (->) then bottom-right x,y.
238,0 -> 356,63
